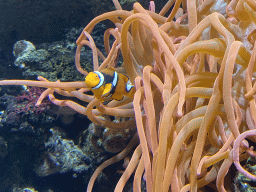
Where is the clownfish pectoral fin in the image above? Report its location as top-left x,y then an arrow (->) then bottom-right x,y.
102,83 -> 113,97
98,97 -> 104,102
112,94 -> 124,101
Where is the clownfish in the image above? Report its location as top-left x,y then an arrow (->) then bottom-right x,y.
85,67 -> 135,102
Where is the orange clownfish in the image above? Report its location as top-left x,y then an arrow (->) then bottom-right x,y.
85,67 -> 135,102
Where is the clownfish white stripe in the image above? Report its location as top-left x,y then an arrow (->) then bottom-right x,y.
112,72 -> 118,87
92,71 -> 104,90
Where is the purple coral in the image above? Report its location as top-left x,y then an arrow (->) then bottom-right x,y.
15,86 -> 50,115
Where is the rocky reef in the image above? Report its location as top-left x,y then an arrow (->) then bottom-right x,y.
0,83 -> 135,191
0,26 -> 136,191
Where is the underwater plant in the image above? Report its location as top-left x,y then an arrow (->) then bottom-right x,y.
1,0 -> 256,191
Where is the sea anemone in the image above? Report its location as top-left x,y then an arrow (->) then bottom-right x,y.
1,0 -> 256,191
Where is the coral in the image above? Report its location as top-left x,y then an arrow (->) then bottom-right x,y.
234,156 -> 256,191
15,86 -> 51,115
14,49 -> 49,69
101,124 -> 136,153
34,127 -> 90,177
0,89 -> 55,135
51,105 -> 77,125
13,40 -> 36,58
81,122 -> 136,154
12,26 -> 108,82
12,187 -> 39,192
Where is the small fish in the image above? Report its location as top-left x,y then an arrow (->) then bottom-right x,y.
85,67 -> 135,102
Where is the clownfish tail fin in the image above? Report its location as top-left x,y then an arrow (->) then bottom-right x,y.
125,82 -> 135,99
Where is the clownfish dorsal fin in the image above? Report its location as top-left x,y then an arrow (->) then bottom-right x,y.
102,83 -> 113,97
101,67 -> 115,75
123,74 -> 129,82
107,67 -> 115,72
